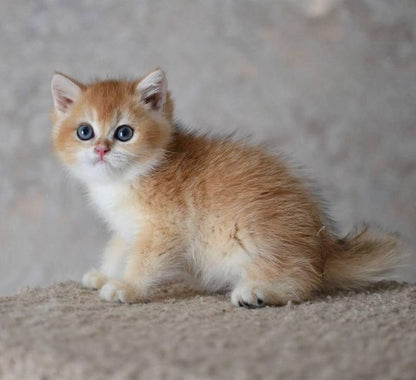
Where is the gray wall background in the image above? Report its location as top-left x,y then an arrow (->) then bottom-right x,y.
0,0 -> 415,296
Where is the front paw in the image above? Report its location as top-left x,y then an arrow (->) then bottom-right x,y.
99,281 -> 144,304
82,269 -> 107,289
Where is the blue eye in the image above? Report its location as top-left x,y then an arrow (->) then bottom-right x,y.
77,124 -> 94,141
115,125 -> 134,142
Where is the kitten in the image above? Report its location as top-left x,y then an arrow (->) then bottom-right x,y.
50,69 -> 400,307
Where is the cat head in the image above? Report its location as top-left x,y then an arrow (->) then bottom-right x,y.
51,69 -> 174,184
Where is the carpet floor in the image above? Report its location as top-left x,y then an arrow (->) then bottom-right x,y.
0,281 -> 415,380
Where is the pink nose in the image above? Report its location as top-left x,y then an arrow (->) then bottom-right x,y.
94,145 -> 110,159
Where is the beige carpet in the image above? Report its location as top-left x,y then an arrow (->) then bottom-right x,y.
0,281 -> 415,380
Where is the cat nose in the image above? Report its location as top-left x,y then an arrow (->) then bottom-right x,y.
94,144 -> 111,159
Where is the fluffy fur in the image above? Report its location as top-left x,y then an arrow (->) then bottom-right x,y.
50,69 -> 401,307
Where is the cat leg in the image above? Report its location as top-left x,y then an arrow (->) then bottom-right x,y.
99,231 -> 183,303
82,235 -> 128,290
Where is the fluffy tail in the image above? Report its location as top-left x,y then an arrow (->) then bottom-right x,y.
323,226 -> 402,290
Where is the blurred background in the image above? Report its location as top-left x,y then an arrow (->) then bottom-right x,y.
0,0 -> 415,296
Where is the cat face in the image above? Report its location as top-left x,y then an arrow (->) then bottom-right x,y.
51,70 -> 174,183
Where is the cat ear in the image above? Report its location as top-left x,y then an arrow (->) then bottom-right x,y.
137,69 -> 167,112
51,73 -> 83,115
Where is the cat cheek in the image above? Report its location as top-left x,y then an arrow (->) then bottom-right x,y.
74,149 -> 94,166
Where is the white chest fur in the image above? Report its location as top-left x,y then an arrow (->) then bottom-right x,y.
88,182 -> 142,242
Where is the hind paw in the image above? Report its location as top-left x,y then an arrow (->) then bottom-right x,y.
231,285 -> 265,309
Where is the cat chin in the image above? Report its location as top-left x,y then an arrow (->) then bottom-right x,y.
68,163 -> 117,184
68,163 -> 130,184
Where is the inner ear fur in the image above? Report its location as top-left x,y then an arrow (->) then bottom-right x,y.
51,72 -> 85,115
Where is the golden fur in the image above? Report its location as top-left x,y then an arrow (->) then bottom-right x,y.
51,69 -> 401,307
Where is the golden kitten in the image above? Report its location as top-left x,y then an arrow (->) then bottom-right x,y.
51,69 -> 400,307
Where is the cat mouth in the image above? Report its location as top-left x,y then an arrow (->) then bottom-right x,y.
92,157 -> 109,166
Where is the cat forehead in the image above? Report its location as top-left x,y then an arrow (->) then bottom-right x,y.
81,80 -> 139,122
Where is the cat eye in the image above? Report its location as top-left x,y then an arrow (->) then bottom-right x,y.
76,124 -> 94,141
114,125 -> 134,142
